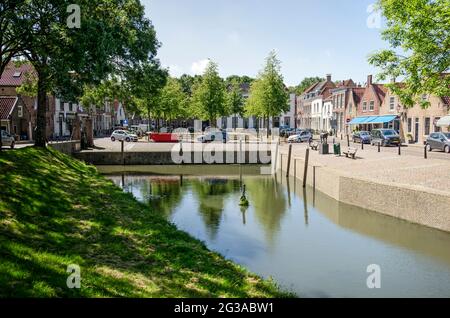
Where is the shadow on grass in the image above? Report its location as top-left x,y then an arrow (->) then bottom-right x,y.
0,147 -> 292,298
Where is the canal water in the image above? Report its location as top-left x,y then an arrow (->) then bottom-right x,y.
104,167 -> 450,298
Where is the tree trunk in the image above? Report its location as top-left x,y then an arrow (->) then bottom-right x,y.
34,70 -> 48,147
266,116 -> 270,139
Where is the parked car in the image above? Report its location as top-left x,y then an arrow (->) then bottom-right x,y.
287,131 -> 312,143
197,129 -> 229,143
110,130 -> 138,142
426,132 -> 450,153
370,129 -> 401,146
352,131 -> 371,144
129,125 -> 145,137
1,130 -> 15,149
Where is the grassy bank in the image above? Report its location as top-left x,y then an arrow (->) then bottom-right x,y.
0,147 -> 290,297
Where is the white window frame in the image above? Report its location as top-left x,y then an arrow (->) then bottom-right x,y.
389,97 -> 395,111
369,100 -> 375,111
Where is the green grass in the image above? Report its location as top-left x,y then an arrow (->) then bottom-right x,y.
0,147 -> 292,298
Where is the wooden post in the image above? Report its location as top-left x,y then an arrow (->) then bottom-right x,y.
121,140 -> 124,165
378,142 -> 380,152
286,144 -> 292,178
424,145 -> 427,159
361,140 -> 364,150
347,134 -> 350,147
313,166 -> 316,191
303,148 -> 310,188
398,143 -> 401,155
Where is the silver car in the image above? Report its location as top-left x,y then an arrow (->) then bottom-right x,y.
426,132 -> 450,153
110,130 -> 138,142
287,131 -> 312,143
1,130 -> 15,149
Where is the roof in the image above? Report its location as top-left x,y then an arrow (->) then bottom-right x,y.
442,96 -> 450,105
352,87 -> 365,104
373,84 -> 387,100
0,96 -> 18,120
0,62 -> 34,86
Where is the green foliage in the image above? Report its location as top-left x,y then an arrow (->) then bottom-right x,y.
178,74 -> 203,96
156,77 -> 189,121
289,77 -> 325,95
226,79 -> 245,119
245,51 -> 289,118
191,60 -> 226,125
368,0 -> 450,108
0,147 -> 292,298
225,75 -> 254,87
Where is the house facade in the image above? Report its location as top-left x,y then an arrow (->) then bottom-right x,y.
297,74 -> 336,131
0,96 -> 33,140
330,79 -> 355,135
0,62 -> 54,140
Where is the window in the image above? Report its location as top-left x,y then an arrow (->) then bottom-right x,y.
69,102 -> 73,112
362,101 -> 367,111
369,100 -> 375,111
17,105 -> 23,117
13,71 -> 21,77
425,117 -> 431,135
389,97 -> 395,111
407,118 -> 412,132
434,117 -> 441,132
340,95 -> 344,108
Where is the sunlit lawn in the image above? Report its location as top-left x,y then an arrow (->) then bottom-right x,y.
0,147 -> 291,297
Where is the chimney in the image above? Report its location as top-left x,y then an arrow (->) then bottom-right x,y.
367,75 -> 373,86
326,74 -> 332,82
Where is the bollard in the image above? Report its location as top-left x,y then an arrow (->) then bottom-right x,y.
424,145 -> 428,159
378,142 -> 380,152
347,134 -> 350,147
398,143 -> 401,156
286,144 -> 292,178
361,140 -> 364,150
303,148 -> 310,188
341,134 -> 343,140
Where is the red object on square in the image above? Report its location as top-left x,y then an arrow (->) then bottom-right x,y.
149,133 -> 178,142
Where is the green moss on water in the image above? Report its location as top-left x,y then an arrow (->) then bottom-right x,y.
0,147 -> 293,298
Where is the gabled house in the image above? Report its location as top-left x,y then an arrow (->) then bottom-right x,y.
345,87 -> 365,133
297,74 -> 336,131
0,96 -> 33,139
0,62 -> 55,140
330,79 -> 355,134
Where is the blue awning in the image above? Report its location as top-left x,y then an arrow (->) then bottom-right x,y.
348,116 -> 370,124
349,115 -> 398,125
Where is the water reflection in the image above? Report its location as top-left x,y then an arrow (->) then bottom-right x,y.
108,171 -> 450,297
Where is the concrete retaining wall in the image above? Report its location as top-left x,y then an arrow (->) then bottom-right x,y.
279,152 -> 450,232
49,140 -> 81,155
74,150 -> 271,165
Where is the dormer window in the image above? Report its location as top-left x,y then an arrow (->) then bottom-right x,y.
13,71 -> 22,77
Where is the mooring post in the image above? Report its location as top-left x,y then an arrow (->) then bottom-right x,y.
303,147 -> 310,188
313,165 -> 316,191
121,140 -> 124,165
424,145 -> 428,159
286,144 -> 292,178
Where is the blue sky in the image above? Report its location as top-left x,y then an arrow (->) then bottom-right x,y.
143,0 -> 389,86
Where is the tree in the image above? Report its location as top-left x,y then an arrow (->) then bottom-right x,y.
126,61 -> 168,131
226,79 -> 245,130
15,0 -> 160,147
191,60 -> 226,127
157,77 -> 188,123
225,75 -> 254,87
368,0 -> 450,108
245,51 -> 289,137
289,77 -> 325,95
178,74 -> 202,96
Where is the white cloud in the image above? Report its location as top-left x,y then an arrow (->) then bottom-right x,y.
191,59 -> 210,75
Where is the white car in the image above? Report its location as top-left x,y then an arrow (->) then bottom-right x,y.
197,130 -> 229,143
1,130 -> 15,149
287,131 -> 312,143
110,130 -> 138,142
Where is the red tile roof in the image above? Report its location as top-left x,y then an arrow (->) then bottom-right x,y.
352,87 -> 365,104
0,62 -> 34,86
442,96 -> 450,105
0,96 -> 18,119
